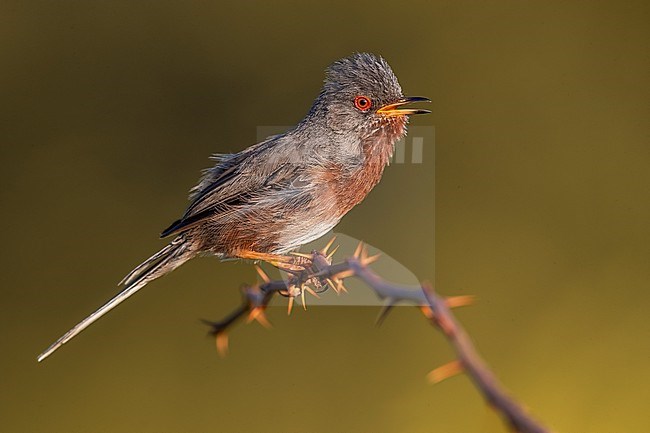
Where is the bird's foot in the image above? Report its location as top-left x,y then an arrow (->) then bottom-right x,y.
277,253 -> 314,273
236,250 -> 306,271
284,237 -> 339,304
239,237 -> 340,311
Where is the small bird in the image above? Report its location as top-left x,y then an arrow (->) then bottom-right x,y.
37,52 -> 430,361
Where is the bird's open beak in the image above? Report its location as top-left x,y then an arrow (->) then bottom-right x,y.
376,96 -> 431,117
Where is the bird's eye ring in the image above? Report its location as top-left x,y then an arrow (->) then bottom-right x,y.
354,96 -> 372,112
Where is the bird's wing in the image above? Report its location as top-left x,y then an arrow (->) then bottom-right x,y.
161,136 -> 304,238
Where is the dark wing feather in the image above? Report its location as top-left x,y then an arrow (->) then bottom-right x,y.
160,158 -> 243,238
160,190 -> 253,237
160,135 -> 303,238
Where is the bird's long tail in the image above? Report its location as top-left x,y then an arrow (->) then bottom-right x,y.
37,236 -> 195,362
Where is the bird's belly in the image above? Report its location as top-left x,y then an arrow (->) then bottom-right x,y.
276,214 -> 340,253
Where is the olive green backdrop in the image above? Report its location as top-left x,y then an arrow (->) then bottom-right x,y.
1,1 -> 648,432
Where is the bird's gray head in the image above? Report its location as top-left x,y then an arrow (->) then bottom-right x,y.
306,53 -> 430,139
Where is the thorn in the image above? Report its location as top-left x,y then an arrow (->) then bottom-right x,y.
287,296 -> 294,315
360,244 -> 369,261
301,286 -> 307,310
247,307 -> 272,328
303,285 -> 321,299
361,253 -> 381,266
216,332 -> 229,358
255,311 -> 272,328
246,307 -> 258,323
326,245 -> 340,260
321,236 -> 337,255
326,278 -> 339,294
419,305 -> 434,320
246,307 -> 272,328
427,360 -> 464,384
446,295 -> 476,308
254,265 -> 270,283
353,241 -> 364,259
375,300 -> 395,326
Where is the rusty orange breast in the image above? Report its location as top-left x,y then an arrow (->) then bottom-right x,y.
323,116 -> 407,218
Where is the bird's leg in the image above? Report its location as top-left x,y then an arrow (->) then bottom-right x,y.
284,236 -> 338,293
237,237 -> 337,273
238,237 -> 338,305
236,250 -> 313,273
237,251 -> 316,309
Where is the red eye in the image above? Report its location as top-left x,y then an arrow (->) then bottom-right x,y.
354,96 -> 372,111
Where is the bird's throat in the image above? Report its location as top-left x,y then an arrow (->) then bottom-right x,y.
328,116 -> 408,218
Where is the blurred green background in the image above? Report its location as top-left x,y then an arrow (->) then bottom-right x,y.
1,1 -> 649,432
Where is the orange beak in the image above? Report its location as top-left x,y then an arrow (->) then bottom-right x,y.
376,96 -> 431,117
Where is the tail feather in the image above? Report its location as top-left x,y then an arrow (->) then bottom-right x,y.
118,237 -> 184,287
37,237 -> 194,362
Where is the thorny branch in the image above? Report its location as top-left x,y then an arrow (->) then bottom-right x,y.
203,241 -> 552,433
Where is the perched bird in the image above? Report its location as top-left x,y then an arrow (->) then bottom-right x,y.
37,52 -> 430,361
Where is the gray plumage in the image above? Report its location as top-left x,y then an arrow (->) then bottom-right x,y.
37,53 -> 429,361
